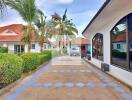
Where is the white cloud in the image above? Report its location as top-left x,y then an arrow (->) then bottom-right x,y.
37,0 -> 74,6
57,0 -> 74,4
0,17 -> 26,26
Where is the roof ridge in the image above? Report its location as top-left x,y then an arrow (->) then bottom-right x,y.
0,24 -> 24,28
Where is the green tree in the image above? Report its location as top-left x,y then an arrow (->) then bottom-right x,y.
52,9 -> 78,48
34,10 -> 52,52
6,0 -> 39,52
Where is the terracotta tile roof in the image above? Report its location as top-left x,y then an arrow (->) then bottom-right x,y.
0,24 -> 37,42
71,37 -> 90,45
112,33 -> 126,43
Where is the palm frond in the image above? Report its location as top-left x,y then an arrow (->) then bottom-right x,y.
6,0 -> 38,22
0,0 -> 6,14
62,9 -> 67,21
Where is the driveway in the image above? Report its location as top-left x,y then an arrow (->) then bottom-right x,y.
0,56 -> 132,100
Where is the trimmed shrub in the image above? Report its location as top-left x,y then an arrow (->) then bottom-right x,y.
52,50 -> 60,57
42,50 -> 52,59
20,53 -> 41,72
42,50 -> 60,58
39,54 -> 49,63
0,53 -> 23,85
0,47 -> 8,53
112,49 -> 126,59
21,52 -> 52,72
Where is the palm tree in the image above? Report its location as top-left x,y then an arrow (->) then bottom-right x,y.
34,10 -> 52,52
0,0 -> 5,13
6,0 -> 38,52
52,9 -> 78,48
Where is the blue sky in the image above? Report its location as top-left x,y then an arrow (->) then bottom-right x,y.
0,0 -> 105,35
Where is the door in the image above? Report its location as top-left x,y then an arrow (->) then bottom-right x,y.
14,45 -> 25,53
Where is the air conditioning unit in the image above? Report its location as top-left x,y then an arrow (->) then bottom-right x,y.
101,63 -> 109,72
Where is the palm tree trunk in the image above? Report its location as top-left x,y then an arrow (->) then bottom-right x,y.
27,21 -> 32,52
28,44 -> 31,53
40,44 -> 43,52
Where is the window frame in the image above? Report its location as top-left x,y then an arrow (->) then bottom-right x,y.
92,33 -> 104,61
14,45 -> 25,54
110,13 -> 132,72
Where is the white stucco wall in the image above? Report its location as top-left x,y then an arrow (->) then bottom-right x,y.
31,42 -> 41,53
83,0 -> 132,87
43,43 -> 50,50
0,42 -> 51,53
8,44 -> 15,53
112,42 -> 126,52
0,42 -> 25,53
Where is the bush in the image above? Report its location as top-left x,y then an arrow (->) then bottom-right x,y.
112,49 -> 126,59
39,54 -> 50,63
20,53 -> 41,72
42,50 -> 51,56
42,50 -> 52,59
0,53 -> 23,85
42,50 -> 60,58
0,47 -> 8,53
20,52 -> 52,72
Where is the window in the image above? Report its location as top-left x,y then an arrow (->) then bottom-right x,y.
92,33 -> 103,61
111,13 -> 132,71
44,45 -> 46,49
0,30 -> 16,35
32,44 -> 35,49
117,44 -> 121,49
6,30 -> 13,33
128,13 -> 132,70
14,45 -> 24,53
130,44 -> 132,49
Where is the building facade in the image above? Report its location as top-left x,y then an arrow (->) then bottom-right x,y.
83,0 -> 132,87
0,24 -> 51,53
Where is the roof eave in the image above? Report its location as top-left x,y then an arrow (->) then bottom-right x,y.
82,0 -> 111,34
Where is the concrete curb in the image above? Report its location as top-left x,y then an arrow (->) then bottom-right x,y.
84,59 -> 132,91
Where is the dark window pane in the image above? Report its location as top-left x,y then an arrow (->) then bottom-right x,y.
21,45 -> 25,53
14,45 -> 25,53
92,33 -> 103,61
117,44 -> 121,49
128,13 -> 132,70
14,45 -> 17,53
111,17 -> 128,69
32,44 -> 35,49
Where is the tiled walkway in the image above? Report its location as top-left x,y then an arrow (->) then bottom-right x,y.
0,56 -> 132,100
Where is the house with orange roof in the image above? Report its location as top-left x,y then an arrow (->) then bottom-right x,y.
0,24 -> 51,53
112,31 -> 127,52
67,37 -> 91,56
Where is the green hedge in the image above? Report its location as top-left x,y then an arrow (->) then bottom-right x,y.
21,52 -> 52,73
112,49 -> 126,59
42,50 -> 60,58
0,53 -> 23,85
42,50 -> 52,57
21,53 -> 41,72
0,50 -> 56,87
0,47 -> 8,53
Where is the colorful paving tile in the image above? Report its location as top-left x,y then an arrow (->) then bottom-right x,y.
46,70 -> 91,73
4,58 -> 132,100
